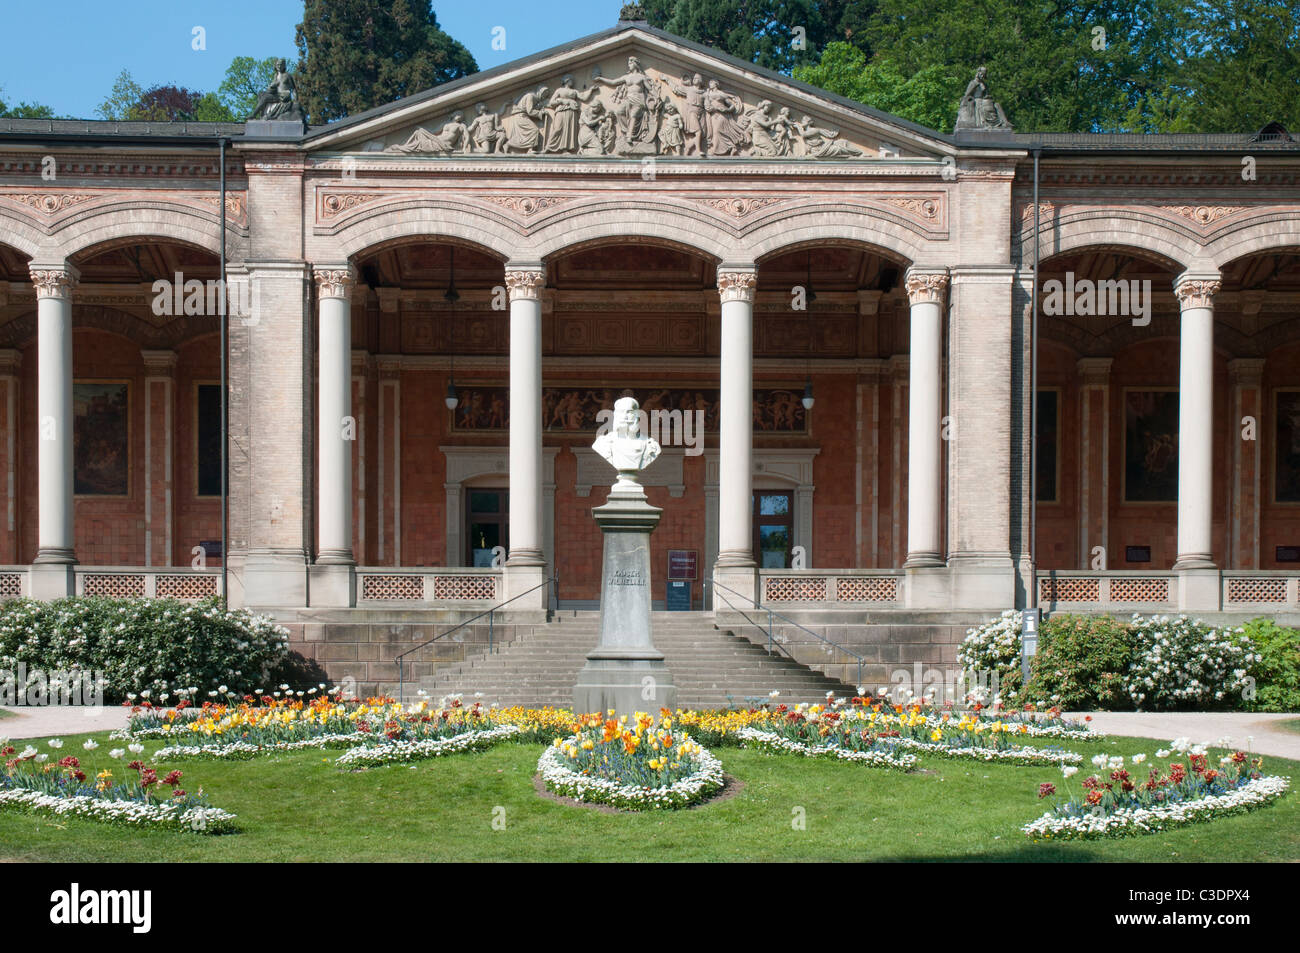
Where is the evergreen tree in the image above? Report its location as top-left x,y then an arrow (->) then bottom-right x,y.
295,0 -> 477,122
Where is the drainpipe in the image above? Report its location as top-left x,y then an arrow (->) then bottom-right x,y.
1029,147 -> 1041,609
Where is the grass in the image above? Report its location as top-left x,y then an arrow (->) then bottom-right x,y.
0,728 -> 1296,862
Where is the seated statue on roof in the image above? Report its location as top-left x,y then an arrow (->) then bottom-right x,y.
247,59 -> 304,123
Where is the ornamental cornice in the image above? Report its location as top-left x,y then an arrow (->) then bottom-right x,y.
1158,204 -> 1247,227
0,188 -> 249,228
717,271 -> 757,303
483,194 -> 579,217
504,269 -> 546,299
691,196 -> 789,218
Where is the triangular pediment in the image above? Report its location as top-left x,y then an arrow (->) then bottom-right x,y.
303,25 -> 954,161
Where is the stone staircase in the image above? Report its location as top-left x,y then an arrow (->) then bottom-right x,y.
412,610 -> 859,709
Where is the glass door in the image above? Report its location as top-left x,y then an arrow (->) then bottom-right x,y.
466,488 -> 509,566
753,492 -> 793,568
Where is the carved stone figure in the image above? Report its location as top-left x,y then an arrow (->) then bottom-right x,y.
792,115 -> 865,158
543,75 -> 597,153
503,86 -> 550,153
658,102 -> 684,155
467,102 -> 504,153
591,56 -> 661,155
592,396 -> 661,489
745,100 -> 784,157
247,59 -> 303,122
955,66 -> 1013,132
666,73 -> 707,155
703,80 -> 749,156
385,112 -> 468,154
577,99 -> 613,155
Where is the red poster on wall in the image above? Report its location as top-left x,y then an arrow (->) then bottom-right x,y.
668,550 -> 698,580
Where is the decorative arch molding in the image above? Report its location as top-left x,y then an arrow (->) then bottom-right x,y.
328,201 -> 523,262
531,201 -> 734,262
1204,216 -> 1300,268
745,207 -> 929,266
0,305 -> 217,349
53,202 -> 244,263
0,207 -> 46,259
1021,208 -> 1203,271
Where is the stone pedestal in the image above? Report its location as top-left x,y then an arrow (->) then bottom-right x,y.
573,483 -> 677,717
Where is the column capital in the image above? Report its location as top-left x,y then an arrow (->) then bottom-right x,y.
313,264 -> 356,300
504,268 -> 546,300
141,349 -> 179,375
1228,357 -> 1266,385
1173,273 -> 1221,309
903,267 -> 949,305
1076,356 -> 1113,386
29,263 -> 80,299
716,270 -> 757,303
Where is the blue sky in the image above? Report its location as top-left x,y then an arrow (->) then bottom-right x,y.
1,0 -> 625,119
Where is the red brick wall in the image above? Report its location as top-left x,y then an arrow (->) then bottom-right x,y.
1262,342 -> 1300,568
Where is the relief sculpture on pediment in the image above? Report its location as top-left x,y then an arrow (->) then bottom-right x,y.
382,54 -> 879,160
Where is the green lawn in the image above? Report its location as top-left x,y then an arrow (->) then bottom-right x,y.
1,729 -> 1296,861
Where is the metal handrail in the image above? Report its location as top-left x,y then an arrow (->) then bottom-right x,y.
395,574 -> 557,705
708,578 -> 866,689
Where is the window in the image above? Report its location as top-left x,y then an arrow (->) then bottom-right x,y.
753,492 -> 793,568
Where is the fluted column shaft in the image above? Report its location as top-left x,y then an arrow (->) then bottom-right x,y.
1173,274 -> 1221,569
315,266 -> 355,564
506,267 -> 546,566
716,270 -> 757,569
903,268 -> 948,567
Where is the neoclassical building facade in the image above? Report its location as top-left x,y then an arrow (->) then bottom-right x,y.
1,20 -> 1298,627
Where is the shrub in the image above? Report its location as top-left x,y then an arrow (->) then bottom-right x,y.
1024,614 -> 1133,710
1123,614 -> 1257,711
957,609 -> 1023,704
0,596 -> 289,703
1239,618 -> 1300,712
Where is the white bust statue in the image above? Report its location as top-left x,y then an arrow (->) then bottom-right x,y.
593,396 -> 661,489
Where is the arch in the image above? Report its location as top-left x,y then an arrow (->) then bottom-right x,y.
531,200 -> 732,263
52,201 -> 242,263
1025,209 -> 1203,272
331,201 -> 523,262
746,206 -> 928,266
0,207 -> 46,260
753,235 -> 914,269
1205,215 -> 1300,269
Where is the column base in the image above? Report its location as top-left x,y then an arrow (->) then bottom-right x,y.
573,657 -> 677,719
1172,554 -> 1216,571
1177,567 -> 1221,612
308,562 -> 355,607
33,548 -> 77,565
241,552 -> 309,608
29,562 -> 75,599
505,548 -> 546,568
314,550 -> 355,566
715,549 -> 756,569
902,551 -> 944,569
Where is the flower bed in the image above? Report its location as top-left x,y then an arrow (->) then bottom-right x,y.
537,712 -> 724,810
0,740 -> 235,834
737,700 -> 1082,766
337,725 -> 521,768
1024,742 -> 1289,840
737,727 -> 918,769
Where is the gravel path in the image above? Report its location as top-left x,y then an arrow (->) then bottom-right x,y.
0,705 -> 130,740
1065,711 -> 1300,761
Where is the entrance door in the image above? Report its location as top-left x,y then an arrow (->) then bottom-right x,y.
753,491 -> 793,568
466,488 -> 509,566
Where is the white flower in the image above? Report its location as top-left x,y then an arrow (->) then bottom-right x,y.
1062,765 -> 1079,778
35,754 -> 48,763
83,739 -> 99,751
1155,749 -> 1170,759
47,738 -> 63,749
108,749 -> 125,759
1131,753 -> 1146,764
128,743 -> 144,754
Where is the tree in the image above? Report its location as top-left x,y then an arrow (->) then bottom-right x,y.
217,56 -> 284,118
0,92 -> 58,119
131,85 -> 204,122
294,0 -> 477,122
640,0 -> 880,72
96,70 -> 145,121
794,42 -> 961,131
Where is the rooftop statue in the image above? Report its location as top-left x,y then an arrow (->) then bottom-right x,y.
954,65 -> 1013,132
247,59 -> 304,123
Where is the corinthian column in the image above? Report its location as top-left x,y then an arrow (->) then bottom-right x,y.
505,265 -> 546,570
31,264 -> 79,567
903,268 -> 948,568
715,269 -> 757,571
1172,273 -> 1220,571
314,265 -> 355,565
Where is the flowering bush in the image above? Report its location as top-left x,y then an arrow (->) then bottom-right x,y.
1239,618 -> 1300,712
0,738 -> 235,833
538,711 -> 724,810
957,610 -> 1023,703
1023,614 -> 1132,710
1024,741 -> 1288,840
1123,615 -> 1258,710
0,597 -> 289,703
